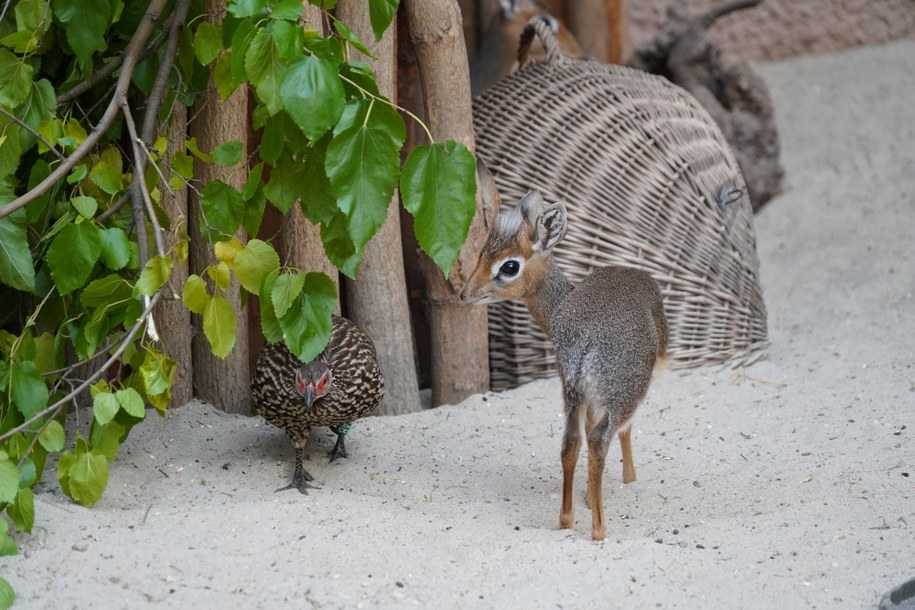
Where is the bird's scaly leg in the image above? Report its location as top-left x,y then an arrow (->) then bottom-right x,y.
328,423 -> 351,462
275,445 -> 319,494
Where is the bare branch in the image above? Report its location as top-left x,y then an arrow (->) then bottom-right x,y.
0,0 -> 171,220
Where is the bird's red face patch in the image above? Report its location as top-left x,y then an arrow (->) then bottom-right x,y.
315,372 -> 329,396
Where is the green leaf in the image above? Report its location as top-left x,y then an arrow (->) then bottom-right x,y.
56,448 -> 75,498
400,141 -> 477,275
279,272 -> 336,363
116,388 -> 146,419
186,136 -> 213,163
201,179 -> 245,238
208,261 -> 231,291
0,212 -> 36,292
232,239 -> 279,294
182,275 -> 210,315
213,140 -> 243,167
0,49 -> 34,108
333,20 -> 374,57
16,78 -> 56,150
214,51 -> 238,100
280,55 -> 344,141
369,0 -> 400,41
136,255 -> 173,296
271,271 -> 304,318
67,449 -> 109,507
228,0 -> 266,17
259,115 -> 286,165
90,420 -> 124,461
259,272 -> 283,343
89,149 -> 124,195
46,221 -> 102,295
333,98 -> 405,146
38,420 -> 66,452
8,488 -> 35,533
245,28 -> 286,115
203,293 -> 237,358
325,101 -> 403,251
10,361 -> 48,420
229,18 -> 257,86
70,195 -> 97,218
215,238 -> 244,264
243,162 -> 264,200
140,349 -> 174,412
0,456 -> 18,503
53,0 -> 111,74
269,0 -> 304,20
194,21 -> 222,65
0,576 -> 13,608
299,136 -> 337,224
264,153 -> 307,214
0,117 -> 22,179
92,391 -> 120,426
272,19 -> 304,61
98,227 -> 131,270
320,211 -> 360,278
81,274 -> 131,308
17,458 -> 37,488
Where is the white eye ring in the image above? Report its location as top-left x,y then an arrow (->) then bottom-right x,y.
491,256 -> 524,282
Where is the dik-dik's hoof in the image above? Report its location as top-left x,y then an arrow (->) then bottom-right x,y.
591,526 -> 607,541
559,511 -> 575,530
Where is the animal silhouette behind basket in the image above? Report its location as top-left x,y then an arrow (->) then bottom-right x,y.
472,18 -> 768,390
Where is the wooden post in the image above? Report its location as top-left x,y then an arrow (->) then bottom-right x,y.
568,0 -> 625,64
155,105 -> 193,407
187,1 -> 251,414
403,0 -> 492,406
335,0 -> 421,415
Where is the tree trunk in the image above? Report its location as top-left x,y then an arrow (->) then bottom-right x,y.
155,105 -> 193,407
336,0 -> 421,415
404,0 -> 491,406
187,1 -> 251,414
568,0 -> 626,64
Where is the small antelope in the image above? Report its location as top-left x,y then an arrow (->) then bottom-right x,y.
460,191 -> 668,540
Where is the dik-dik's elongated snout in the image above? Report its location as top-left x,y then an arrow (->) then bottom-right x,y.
459,269 -> 494,305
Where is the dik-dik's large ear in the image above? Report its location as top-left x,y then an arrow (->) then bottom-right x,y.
533,201 -> 567,252
518,191 -> 545,227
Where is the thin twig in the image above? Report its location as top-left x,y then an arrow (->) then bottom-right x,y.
0,106 -> 66,161
0,0 -> 171,220
0,291 -> 163,445
96,192 -> 131,222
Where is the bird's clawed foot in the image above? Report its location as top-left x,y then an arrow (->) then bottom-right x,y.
328,424 -> 351,462
275,468 -> 319,494
328,433 -> 348,462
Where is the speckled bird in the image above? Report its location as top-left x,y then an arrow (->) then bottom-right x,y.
251,315 -> 385,493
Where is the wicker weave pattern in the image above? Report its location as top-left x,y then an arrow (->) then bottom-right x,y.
473,19 -> 768,390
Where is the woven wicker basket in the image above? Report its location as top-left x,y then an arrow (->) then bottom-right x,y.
473,18 -> 768,390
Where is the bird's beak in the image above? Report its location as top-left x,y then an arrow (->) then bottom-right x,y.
304,386 -> 316,410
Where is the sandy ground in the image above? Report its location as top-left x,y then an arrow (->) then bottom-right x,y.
4,40 -> 914,609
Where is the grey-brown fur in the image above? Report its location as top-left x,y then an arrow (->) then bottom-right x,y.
460,191 -> 668,540
251,315 -> 385,493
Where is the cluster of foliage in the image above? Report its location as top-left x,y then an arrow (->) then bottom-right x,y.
0,0 -> 476,603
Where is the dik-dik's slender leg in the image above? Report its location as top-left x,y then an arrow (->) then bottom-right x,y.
587,411 -> 613,541
619,425 -> 637,484
559,404 -> 583,530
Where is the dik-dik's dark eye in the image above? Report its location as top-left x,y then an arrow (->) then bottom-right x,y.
499,260 -> 520,277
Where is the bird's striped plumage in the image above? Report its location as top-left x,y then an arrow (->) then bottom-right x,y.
251,316 -> 384,492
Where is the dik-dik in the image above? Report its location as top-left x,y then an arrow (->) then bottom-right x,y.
460,191 -> 668,540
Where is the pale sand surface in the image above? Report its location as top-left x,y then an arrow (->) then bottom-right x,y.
3,40 -> 914,609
